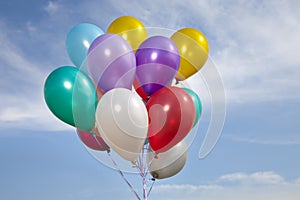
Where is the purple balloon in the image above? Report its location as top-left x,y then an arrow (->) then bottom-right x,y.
136,36 -> 180,95
87,34 -> 136,92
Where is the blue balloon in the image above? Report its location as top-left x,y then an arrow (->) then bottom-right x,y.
66,23 -> 104,67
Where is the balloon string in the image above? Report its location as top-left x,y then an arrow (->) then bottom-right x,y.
143,150 -> 156,179
141,148 -> 148,200
93,135 -> 141,199
145,155 -> 155,173
135,147 -> 148,200
147,179 -> 155,198
143,174 -> 147,200
106,150 -> 141,200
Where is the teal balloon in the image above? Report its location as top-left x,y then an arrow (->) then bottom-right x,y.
44,66 -> 97,131
66,23 -> 104,67
183,88 -> 202,127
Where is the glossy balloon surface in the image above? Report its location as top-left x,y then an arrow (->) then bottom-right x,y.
66,23 -> 104,67
77,129 -> 109,151
107,16 -> 147,51
44,66 -> 97,131
148,141 -> 187,179
183,88 -> 202,127
146,86 -> 195,153
95,88 -> 148,161
171,28 -> 209,81
136,36 -> 179,95
88,34 -> 136,92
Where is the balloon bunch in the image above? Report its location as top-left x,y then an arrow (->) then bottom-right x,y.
44,16 -> 208,199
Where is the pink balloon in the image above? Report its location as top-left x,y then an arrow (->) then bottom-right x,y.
77,129 -> 109,151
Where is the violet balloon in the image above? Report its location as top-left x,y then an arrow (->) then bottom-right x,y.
87,34 -> 136,92
136,36 -> 180,95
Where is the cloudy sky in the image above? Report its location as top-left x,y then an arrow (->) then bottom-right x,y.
0,0 -> 300,199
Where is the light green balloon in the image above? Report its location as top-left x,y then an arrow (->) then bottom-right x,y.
44,66 -> 97,131
183,88 -> 202,127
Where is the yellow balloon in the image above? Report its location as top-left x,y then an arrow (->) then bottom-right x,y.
171,28 -> 209,81
107,16 -> 147,52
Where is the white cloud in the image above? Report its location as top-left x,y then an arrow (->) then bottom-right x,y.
154,184 -> 223,192
224,134 -> 300,145
0,21 -> 71,132
295,177 -> 300,184
219,172 -> 248,182
44,1 -> 59,14
206,0 -> 300,103
219,171 -> 285,184
151,171 -> 300,200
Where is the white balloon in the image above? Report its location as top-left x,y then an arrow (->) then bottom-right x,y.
95,88 -> 148,162
147,141 -> 188,179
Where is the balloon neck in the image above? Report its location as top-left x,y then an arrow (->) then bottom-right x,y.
131,160 -> 137,167
175,79 -> 179,85
91,126 -> 97,136
90,130 -> 96,137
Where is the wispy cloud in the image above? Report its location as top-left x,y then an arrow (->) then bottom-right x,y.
224,134 -> 300,145
151,171 -> 300,200
154,183 -> 223,192
0,21 -> 71,132
44,1 -> 59,15
219,171 -> 285,184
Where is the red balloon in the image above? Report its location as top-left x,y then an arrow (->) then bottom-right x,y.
133,78 -> 149,102
96,87 -> 104,100
77,129 -> 109,151
146,86 -> 195,153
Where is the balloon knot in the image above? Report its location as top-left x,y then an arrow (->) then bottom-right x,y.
152,173 -> 158,179
131,160 -> 137,167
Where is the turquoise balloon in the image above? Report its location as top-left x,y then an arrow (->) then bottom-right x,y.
44,66 -> 97,131
66,23 -> 104,67
183,88 -> 202,127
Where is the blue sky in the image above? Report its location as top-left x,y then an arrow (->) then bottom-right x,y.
0,0 -> 300,199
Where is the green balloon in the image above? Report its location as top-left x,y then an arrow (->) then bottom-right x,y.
44,66 -> 97,131
183,88 -> 202,127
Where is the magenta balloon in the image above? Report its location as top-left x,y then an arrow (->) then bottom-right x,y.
77,129 -> 109,151
87,34 -> 136,92
136,36 -> 180,95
